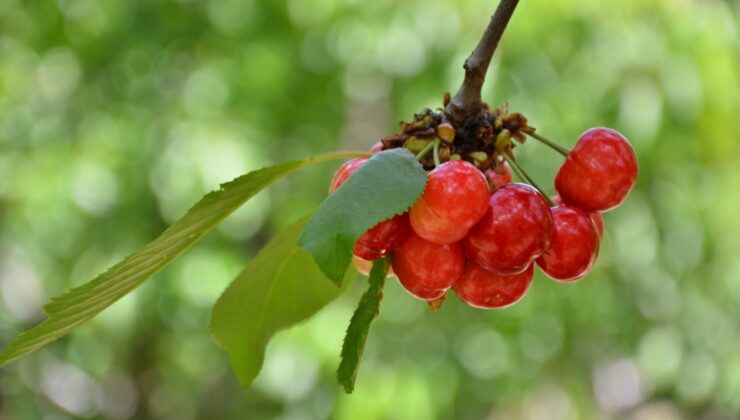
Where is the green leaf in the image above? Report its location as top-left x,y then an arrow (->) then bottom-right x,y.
209,217 -> 354,387
0,151 -> 367,366
298,149 -> 426,285
336,257 -> 390,393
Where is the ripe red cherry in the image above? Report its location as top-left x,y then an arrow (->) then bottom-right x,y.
555,128 -> 638,212
329,158 -> 367,194
330,158 -> 410,260
352,213 -> 410,260
409,160 -> 490,244
392,233 -> 465,300
552,195 -> 604,237
464,183 -> 553,275
484,160 -> 512,190
536,205 -> 600,282
453,262 -> 534,309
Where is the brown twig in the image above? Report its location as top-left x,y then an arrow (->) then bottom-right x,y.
444,0 -> 520,125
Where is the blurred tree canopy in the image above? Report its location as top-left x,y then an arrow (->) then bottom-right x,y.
1,0 -> 739,418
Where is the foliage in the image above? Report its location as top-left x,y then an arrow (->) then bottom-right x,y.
0,153 -> 365,367
210,217 -> 354,387
336,258 -> 390,393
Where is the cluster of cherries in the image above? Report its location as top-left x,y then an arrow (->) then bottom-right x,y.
331,127 -> 638,309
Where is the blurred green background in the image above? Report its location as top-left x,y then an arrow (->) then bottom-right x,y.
1,0 -> 739,418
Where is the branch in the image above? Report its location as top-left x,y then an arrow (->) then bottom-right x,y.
444,0 -> 519,124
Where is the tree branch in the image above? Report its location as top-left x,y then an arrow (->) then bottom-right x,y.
444,0 -> 519,124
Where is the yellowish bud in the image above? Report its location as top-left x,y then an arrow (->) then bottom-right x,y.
436,123 -> 456,143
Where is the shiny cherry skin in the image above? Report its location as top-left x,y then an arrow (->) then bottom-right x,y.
536,205 -> 600,282
465,183 -> 553,275
484,160 -> 512,190
552,195 -> 604,237
453,262 -> 534,309
352,214 -> 410,260
409,161 -> 490,244
330,158 -> 410,260
555,128 -> 638,212
392,232 -> 465,300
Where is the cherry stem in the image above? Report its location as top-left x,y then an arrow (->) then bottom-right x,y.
503,151 -> 556,207
526,131 -> 570,157
444,0 -> 520,124
415,141 -> 435,161
432,139 -> 441,167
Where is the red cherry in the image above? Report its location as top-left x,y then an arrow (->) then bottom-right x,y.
484,160 -> 512,190
536,205 -> 600,282
352,213 -> 410,260
392,233 -> 465,300
464,183 -> 553,275
552,195 -> 604,237
329,158 -> 367,194
409,161 -> 490,244
555,128 -> 638,212
453,262 -> 534,309
330,158 -> 410,260
370,141 -> 384,153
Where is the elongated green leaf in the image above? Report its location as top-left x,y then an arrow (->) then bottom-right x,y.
298,149 -> 426,285
210,217 -> 354,387
337,258 -> 390,393
0,152 -> 367,366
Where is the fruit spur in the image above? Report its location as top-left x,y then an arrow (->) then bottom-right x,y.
330,101 -> 638,310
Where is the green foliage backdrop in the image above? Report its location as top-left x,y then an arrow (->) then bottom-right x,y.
1,0 -> 739,418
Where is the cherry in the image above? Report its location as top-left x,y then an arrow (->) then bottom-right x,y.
352,213 -> 410,260
392,232 -> 465,300
484,160 -> 512,190
453,262 -> 534,309
409,160 -> 490,244
536,205 -> 599,282
329,158 -> 367,194
552,195 -> 604,237
330,158 -> 410,260
464,183 -> 553,275
555,128 -> 638,212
